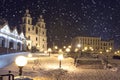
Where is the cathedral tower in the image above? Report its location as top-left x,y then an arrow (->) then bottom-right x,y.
35,15 -> 47,52
21,9 -> 33,35
21,9 -> 47,52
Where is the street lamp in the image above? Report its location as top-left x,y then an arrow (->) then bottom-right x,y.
75,48 -> 78,52
59,49 -> 62,53
66,48 -> 70,53
54,46 -> 58,53
48,48 -> 52,56
77,44 -> 81,57
15,56 -> 27,76
77,44 -> 81,48
68,45 -> 71,48
65,48 -> 70,57
55,46 -> 58,49
63,46 -> 66,49
58,54 -> 63,68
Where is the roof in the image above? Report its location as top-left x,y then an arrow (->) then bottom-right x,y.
0,18 -> 7,29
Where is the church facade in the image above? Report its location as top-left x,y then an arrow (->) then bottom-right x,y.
21,9 -> 47,52
71,36 -> 114,53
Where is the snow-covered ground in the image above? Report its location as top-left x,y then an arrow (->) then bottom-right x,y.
0,53 -> 120,80
0,52 -> 29,68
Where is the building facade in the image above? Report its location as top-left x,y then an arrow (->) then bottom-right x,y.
21,9 -> 47,52
0,21 -> 26,53
71,36 -> 114,53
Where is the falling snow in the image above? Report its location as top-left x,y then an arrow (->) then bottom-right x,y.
0,0 -> 120,48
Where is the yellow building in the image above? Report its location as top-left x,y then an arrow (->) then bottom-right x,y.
21,9 -> 47,52
71,36 -> 114,53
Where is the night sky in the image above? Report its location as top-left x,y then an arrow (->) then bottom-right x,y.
0,0 -> 120,49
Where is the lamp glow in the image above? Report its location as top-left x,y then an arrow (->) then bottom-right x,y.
58,54 -> 63,60
66,48 -> 70,52
15,56 -> 27,76
15,56 -> 27,67
77,44 -> 81,48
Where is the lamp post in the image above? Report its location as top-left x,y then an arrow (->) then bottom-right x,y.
15,56 -> 27,76
54,46 -> 58,53
58,54 -> 63,68
66,48 -> 70,53
77,44 -> 81,57
66,48 -> 70,57
48,48 -> 52,56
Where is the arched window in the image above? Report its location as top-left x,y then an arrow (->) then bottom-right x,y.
28,28 -> 30,31
28,20 -> 30,24
17,42 -> 21,50
9,41 -> 14,49
2,39 -> 5,47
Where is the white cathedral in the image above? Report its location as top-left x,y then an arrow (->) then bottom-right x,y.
21,9 -> 47,52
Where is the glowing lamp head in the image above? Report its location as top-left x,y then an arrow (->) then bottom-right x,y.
48,48 -> 52,52
15,56 -> 27,67
75,48 -> 78,52
58,54 -> 63,60
84,47 -> 88,50
59,49 -> 62,53
55,46 -> 58,49
77,44 -> 81,48
66,48 -> 70,52
106,50 -> 109,52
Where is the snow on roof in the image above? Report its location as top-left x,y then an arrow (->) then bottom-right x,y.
0,24 -> 25,40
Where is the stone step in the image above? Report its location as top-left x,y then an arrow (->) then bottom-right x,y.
77,64 -> 104,69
